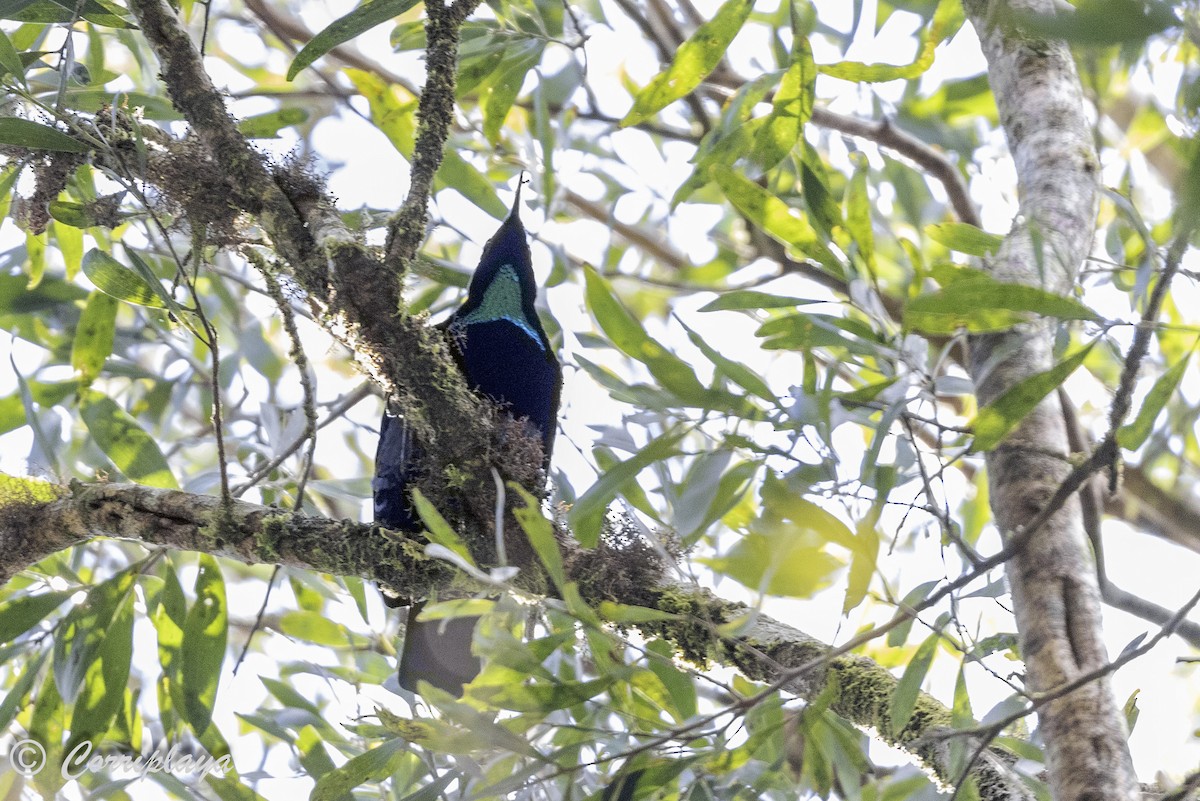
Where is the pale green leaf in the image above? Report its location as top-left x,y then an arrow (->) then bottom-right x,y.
181,555 -> 227,734
70,290 -> 118,388
905,276 -> 1099,335
80,389 -> 179,488
890,631 -> 938,736
1117,351 -> 1191,450
925,222 -> 1003,256
82,248 -> 167,308
570,428 -> 687,547
972,342 -> 1096,451
238,107 -> 310,138
511,483 -> 565,592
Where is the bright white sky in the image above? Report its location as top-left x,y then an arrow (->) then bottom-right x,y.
1,0 -> 1198,796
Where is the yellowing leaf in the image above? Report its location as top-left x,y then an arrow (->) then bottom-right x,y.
621,0 -> 755,127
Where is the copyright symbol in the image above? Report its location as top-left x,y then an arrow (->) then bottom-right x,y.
10,739 -> 46,776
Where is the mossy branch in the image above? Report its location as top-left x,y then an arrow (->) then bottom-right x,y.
0,475 -> 1031,801
385,0 -> 483,270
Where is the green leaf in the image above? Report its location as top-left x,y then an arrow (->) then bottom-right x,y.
905,276 -> 1100,335
71,290 -> 118,388
279,610 -> 368,647
409,488 -> 475,565
310,740 -> 409,801
181,555 -> 227,734
761,471 -> 851,539
821,0 -> 962,82
345,68 -> 416,154
25,229 -> 45,287
54,218 -> 83,278
886,580 -> 938,647
890,631 -> 938,736
1123,689 -> 1140,734
952,662 -> 974,728
1117,350 -> 1192,450
481,39 -> 544,144
439,149 -> 509,219
49,200 -> 93,228
56,90 -> 180,120
0,0 -> 41,21
4,0 -> 135,26
844,156 -> 875,271
0,589 -> 73,644
124,245 -> 195,326
237,107 -> 310,138
750,34 -> 814,169
344,68 -> 506,219
288,0 -> 423,81
584,266 -> 713,405
711,165 -> 842,272
698,290 -> 818,312
1008,0 -> 1177,46
456,28 -> 509,95
153,565 -> 187,731
81,248 -> 167,307
925,222 -> 1003,256
570,428 -> 687,547
66,589 -> 134,753
0,650 -> 47,734
29,670 -> 66,796
597,602 -> 678,624
474,675 -> 617,713
701,518 -> 844,598
679,318 -> 775,402
54,567 -> 137,704
0,28 -> 23,80
620,0 -> 754,126
511,483 -> 565,592
842,523 -> 879,615
207,776 -> 271,801
80,389 -> 179,488
646,639 -> 697,720
296,724 -> 339,779
971,342 -> 1097,451
0,117 -> 88,152
756,312 -> 884,356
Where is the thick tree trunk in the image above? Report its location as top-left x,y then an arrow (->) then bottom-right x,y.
962,2 -> 1139,800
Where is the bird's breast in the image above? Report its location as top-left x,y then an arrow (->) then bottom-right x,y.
453,318 -> 559,444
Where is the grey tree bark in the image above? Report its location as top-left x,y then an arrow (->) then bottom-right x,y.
962,2 -> 1139,799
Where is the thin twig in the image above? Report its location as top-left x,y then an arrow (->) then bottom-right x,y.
260,260 -> 319,511
232,565 -> 281,675
231,383 -> 374,497
940,581 -> 1200,795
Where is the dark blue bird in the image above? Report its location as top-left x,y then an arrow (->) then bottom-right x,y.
373,186 -> 561,696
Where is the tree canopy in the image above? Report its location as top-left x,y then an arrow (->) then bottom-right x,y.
0,0 -> 1198,800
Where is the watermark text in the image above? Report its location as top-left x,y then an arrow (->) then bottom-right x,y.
8,739 -> 232,779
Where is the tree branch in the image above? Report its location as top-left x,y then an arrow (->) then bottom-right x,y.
122,0 -> 529,563
809,107 -> 980,229
0,475 -> 1034,801
384,0 -> 482,269
961,2 -> 1138,800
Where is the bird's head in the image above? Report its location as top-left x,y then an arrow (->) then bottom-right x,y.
466,184 -> 536,309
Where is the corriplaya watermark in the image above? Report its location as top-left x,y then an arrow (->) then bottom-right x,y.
8,739 -> 231,779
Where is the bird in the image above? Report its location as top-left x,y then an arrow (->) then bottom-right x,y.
373,183 -> 561,697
